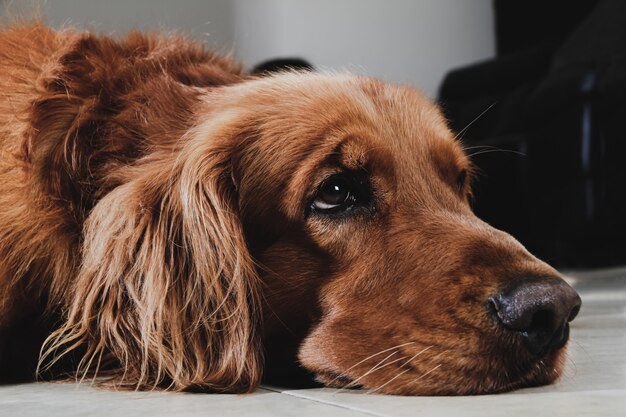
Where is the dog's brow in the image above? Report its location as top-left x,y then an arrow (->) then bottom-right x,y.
337,137 -> 371,170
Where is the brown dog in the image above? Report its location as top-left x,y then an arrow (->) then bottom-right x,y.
0,22 -> 581,395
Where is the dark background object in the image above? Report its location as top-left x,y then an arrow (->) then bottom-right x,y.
251,58 -> 314,75
439,0 -> 626,268
494,0 -> 599,55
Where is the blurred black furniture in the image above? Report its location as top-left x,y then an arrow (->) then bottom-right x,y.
251,58 -> 314,75
439,0 -> 626,268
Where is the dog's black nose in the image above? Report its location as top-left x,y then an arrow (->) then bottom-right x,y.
489,276 -> 582,357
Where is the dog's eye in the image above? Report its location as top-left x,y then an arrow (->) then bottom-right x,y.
456,170 -> 467,193
312,174 -> 357,213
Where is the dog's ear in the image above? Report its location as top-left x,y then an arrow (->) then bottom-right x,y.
40,114 -> 262,392
20,28 -> 241,224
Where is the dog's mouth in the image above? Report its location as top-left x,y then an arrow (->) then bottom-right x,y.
304,339 -> 569,396
314,370 -> 363,390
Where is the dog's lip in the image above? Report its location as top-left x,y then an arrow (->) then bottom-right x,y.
314,370 -> 363,389
311,343 -> 564,395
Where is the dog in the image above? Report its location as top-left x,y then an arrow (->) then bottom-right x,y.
0,21 -> 581,395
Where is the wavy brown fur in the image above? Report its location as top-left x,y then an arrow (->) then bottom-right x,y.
0,21 -> 580,395
0,21 -> 259,391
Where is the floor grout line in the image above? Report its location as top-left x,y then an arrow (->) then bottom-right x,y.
273,389 -> 391,417
263,385 -> 389,417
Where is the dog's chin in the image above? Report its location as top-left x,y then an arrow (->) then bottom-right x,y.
498,347 -> 568,392
305,345 -> 568,396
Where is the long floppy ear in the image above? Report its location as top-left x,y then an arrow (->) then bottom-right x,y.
41,119 -> 262,392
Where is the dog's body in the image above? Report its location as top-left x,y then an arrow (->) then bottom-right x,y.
0,22 -> 581,395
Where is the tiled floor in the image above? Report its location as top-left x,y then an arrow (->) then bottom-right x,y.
1,267 -> 625,417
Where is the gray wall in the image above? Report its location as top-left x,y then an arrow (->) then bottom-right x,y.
4,0 -> 495,97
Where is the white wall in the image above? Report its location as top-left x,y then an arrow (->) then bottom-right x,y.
4,0 -> 237,53
4,0 -> 495,97
231,0 -> 495,97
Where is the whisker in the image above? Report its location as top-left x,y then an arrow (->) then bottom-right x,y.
335,353 -> 408,394
257,289 -> 298,338
559,339 -> 587,382
323,341 -> 415,389
336,345 -> 434,394
400,345 -> 434,367
372,346 -> 441,394
563,353 -> 579,381
405,348 -> 450,386
413,363 -> 442,383
454,102 -> 497,141
462,145 -> 495,151
366,367 -> 412,394
571,339 -> 593,362
467,148 -> 526,158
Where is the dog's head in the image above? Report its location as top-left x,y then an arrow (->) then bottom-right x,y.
186,73 -> 581,394
37,40 -> 579,394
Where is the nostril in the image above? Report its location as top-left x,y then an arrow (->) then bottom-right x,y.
526,309 -> 557,335
489,276 -> 582,357
568,298 -> 582,322
487,296 -> 499,316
